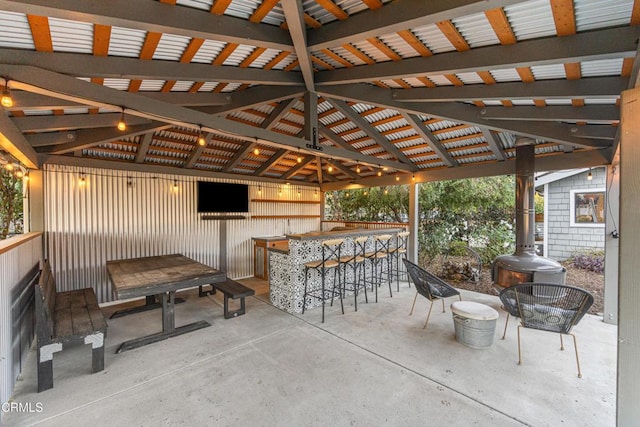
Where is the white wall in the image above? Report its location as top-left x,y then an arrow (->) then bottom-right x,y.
43,164 -> 320,303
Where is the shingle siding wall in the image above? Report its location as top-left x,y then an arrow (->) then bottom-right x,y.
545,168 -> 606,261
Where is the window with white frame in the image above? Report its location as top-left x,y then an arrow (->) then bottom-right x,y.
570,189 -> 605,227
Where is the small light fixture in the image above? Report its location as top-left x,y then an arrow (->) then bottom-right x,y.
258,186 -> 262,195
23,172 -> 29,182
127,177 -> 133,188
327,163 -> 333,173
79,174 -> 86,186
4,163 -> 13,171
278,186 -> 282,196
117,108 -> 127,131
173,180 -> 179,191
345,191 -> 350,197
587,169 -> 593,181
377,169 -> 382,177
412,174 -> 416,181
363,190 -> 368,196
297,149 -> 302,163
286,182 -> 290,186
356,164 -> 361,174
1,79 -> 13,108
297,189 -> 301,196
314,189 -> 318,197
253,147 -> 260,156
197,127 -> 206,146
384,188 -> 388,195
396,173 -> 400,181
15,169 -> 23,178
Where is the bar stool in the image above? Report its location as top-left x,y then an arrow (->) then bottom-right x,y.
389,231 -> 410,292
302,238 -> 344,323
339,236 -> 369,311
364,234 -> 393,302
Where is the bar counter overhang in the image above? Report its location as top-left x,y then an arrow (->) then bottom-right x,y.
267,227 -> 406,314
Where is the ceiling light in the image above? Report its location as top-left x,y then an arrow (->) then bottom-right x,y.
327,163 -> 333,173
253,147 -> 260,156
412,174 -> 416,181
587,169 -> 593,181
1,79 -> 13,108
258,186 -> 262,195
377,169 -> 382,177
117,108 -> 127,131
197,127 -> 206,146
396,174 -> 400,181
356,164 -> 361,174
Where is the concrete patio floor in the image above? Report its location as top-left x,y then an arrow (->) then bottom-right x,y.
4,279 -> 616,426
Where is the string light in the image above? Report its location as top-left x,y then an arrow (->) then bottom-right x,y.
377,169 -> 382,177
117,108 -> 127,131
412,174 -> 416,181
314,189 -> 318,197
1,79 -> 13,108
79,174 -> 86,186
363,190 -> 368,196
278,186 -> 282,196
345,191 -> 349,197
297,149 -> 302,163
327,163 -> 333,173
396,173 -> 400,181
356,164 -> 361,174
258,186 -> 262,195
23,172 -> 29,182
587,169 -> 593,181
15,170 -> 23,178
384,188 -> 388,195
197,126 -> 206,146
253,147 -> 260,156
173,180 -> 179,191
4,163 -> 13,171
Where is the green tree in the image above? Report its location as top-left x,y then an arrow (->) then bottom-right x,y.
324,175 -> 515,265
0,168 -> 24,239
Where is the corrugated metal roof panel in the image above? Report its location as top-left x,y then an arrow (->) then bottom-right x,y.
581,58 -> 624,77
223,0 -> 255,20
172,80 -> 195,91
108,26 -> 146,58
497,132 -> 516,150
481,100 -> 503,106
365,109 -> 401,123
49,17 -> 93,53
545,99 -> 573,105
272,122 -> 300,135
342,130 -> 369,143
260,3 -> 285,26
351,40 -> 393,63
411,24 -> 456,54
198,82 -> 220,91
505,0 -> 556,41
456,72 -> 484,85
63,108 -> 90,115
102,78 -> 131,90
23,109 -> 53,116
376,119 -> 409,134
429,75 -> 454,86
220,82 -> 242,92
490,68 -> 522,83
176,0 -> 213,12
511,99 -> 536,106
452,12 -> 500,48
530,64 -> 566,80
575,0 -> 634,31
403,77 -> 432,87
268,52 -> 298,70
444,135 -> 486,150
250,48 -> 285,68
313,50 -> 346,69
379,80 -> 402,88
378,33 -> 421,59
456,154 -> 495,164
283,111 -> 304,125
191,39 -> 226,63
229,110 -> 263,125
535,144 -> 564,155
139,80 -> 165,91
153,33 -> 191,61
427,120 -> 462,132
0,11 -> 34,49
584,97 -> 618,105
222,43 -> 256,66
329,46 -> 367,66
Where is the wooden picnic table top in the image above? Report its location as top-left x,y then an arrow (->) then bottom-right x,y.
107,254 -> 226,300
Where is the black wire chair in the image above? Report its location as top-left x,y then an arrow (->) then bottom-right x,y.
499,283 -> 594,378
403,259 -> 461,328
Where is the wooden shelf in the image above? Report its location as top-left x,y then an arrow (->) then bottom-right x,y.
252,215 -> 321,219
251,199 -> 321,204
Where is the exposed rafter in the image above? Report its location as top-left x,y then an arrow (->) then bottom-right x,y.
281,0 -> 315,91
402,113 -> 457,167
0,0 -> 293,51
315,27 -> 640,85
480,128 -> 507,161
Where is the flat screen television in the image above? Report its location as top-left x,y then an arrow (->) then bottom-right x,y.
197,181 -> 249,213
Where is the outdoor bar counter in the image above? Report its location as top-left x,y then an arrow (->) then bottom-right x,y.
268,227 -> 405,314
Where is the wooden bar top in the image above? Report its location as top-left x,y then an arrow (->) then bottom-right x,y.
107,254 -> 226,300
285,227 -> 406,241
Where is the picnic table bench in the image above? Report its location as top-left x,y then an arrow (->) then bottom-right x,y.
199,278 -> 255,318
35,260 -> 107,392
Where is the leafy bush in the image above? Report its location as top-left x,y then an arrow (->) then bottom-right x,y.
571,251 -> 604,274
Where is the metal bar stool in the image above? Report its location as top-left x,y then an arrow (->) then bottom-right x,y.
364,234 -> 393,302
389,231 -> 410,292
339,236 -> 368,311
302,238 -> 344,323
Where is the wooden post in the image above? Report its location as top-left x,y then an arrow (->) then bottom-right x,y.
618,87 -> 640,424
408,182 -> 419,262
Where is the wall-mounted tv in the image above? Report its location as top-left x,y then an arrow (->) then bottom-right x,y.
197,181 -> 249,213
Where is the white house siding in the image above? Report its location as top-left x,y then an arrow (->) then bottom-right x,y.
545,167 -> 606,260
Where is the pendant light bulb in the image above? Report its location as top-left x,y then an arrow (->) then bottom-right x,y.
117,108 -> 127,131
356,164 -> 361,174
1,79 -> 13,108
396,174 -> 400,181
587,169 -> 593,181
253,147 -> 260,156
198,127 -> 206,146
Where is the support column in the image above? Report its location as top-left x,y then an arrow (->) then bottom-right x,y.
618,87 -> 640,424
603,163 -> 619,325
408,182 -> 419,262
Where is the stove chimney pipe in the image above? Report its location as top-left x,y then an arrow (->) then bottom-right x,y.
514,138 -> 536,257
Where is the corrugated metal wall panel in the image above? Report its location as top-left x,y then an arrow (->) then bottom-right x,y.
43,165 -> 319,303
0,234 -> 42,410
